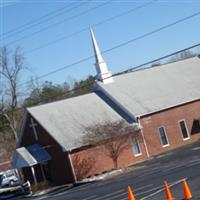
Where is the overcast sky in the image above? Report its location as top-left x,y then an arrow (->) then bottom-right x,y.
1,0 -> 200,87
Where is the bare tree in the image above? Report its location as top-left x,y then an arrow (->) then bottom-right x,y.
0,47 -> 25,140
72,154 -> 96,181
83,120 -> 140,169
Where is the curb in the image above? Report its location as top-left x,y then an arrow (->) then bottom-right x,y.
25,184 -> 73,198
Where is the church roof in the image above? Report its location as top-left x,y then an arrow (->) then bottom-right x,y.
27,93 -> 123,151
98,56 -> 200,117
24,56 -> 200,152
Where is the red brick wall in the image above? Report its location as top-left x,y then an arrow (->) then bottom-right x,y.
71,135 -> 148,180
140,100 -> 200,156
20,100 -> 200,182
71,100 -> 200,181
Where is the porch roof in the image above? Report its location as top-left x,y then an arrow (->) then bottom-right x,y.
13,144 -> 51,168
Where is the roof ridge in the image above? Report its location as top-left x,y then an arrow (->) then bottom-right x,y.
113,55 -> 198,78
27,92 -> 94,109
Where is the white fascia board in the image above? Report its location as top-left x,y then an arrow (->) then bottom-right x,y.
137,97 -> 200,118
16,110 -> 28,148
20,109 -> 68,153
30,111 -> 68,152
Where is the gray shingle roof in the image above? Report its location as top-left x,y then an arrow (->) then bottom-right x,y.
26,57 -> 200,152
99,56 -> 200,117
27,93 -> 123,151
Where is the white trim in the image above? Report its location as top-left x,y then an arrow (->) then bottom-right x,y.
183,137 -> 190,141
137,98 -> 200,118
158,126 -> 170,147
138,117 -> 150,158
132,138 -> 142,157
31,166 -> 37,185
178,119 -> 190,140
162,144 -> 170,147
40,164 -> 46,182
16,110 -> 28,148
28,110 -> 68,152
134,153 -> 142,157
16,108 -> 67,154
67,153 -> 77,183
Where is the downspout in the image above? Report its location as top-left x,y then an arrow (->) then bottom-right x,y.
137,117 -> 150,158
67,152 -> 77,183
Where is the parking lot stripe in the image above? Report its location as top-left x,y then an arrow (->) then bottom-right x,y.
140,178 -> 184,200
80,184 -> 155,200
135,184 -> 154,192
81,195 -> 98,200
93,189 -> 125,200
192,147 -> 200,151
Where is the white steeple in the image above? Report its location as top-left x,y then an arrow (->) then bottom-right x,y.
90,29 -> 113,84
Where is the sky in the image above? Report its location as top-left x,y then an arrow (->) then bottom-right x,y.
1,0 -> 200,90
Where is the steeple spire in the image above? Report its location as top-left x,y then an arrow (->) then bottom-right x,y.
90,29 -> 113,84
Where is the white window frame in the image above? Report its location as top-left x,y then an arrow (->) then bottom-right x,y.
178,119 -> 190,141
158,126 -> 170,147
132,138 -> 142,157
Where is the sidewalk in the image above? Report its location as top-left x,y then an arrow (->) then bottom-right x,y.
27,184 -> 73,198
27,169 -> 123,198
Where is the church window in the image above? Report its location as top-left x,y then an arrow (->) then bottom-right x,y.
158,126 -> 169,147
132,139 -> 141,156
179,120 -> 190,140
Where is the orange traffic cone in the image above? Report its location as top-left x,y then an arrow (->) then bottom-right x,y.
183,179 -> 192,200
164,181 -> 174,200
128,186 -> 136,200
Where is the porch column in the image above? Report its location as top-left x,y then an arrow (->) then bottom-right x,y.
40,164 -> 46,182
31,166 -> 37,185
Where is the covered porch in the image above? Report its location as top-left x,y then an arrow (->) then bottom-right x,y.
13,144 -> 51,185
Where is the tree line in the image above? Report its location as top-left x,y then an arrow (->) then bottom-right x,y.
0,47 -> 95,162
0,46 -> 198,167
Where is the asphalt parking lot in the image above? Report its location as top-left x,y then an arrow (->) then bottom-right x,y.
19,142 -> 200,200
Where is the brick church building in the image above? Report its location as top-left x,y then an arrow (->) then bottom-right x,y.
13,30 -> 200,185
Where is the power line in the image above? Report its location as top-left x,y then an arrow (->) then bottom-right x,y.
2,43 -> 199,110
5,1 -> 112,46
25,0 -> 156,55
0,2 -> 75,38
1,45 -> 200,135
101,11 -> 200,55
0,1 -> 81,38
124,43 -> 200,73
23,43 -> 200,107
0,1 -> 88,41
19,10 -> 200,87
